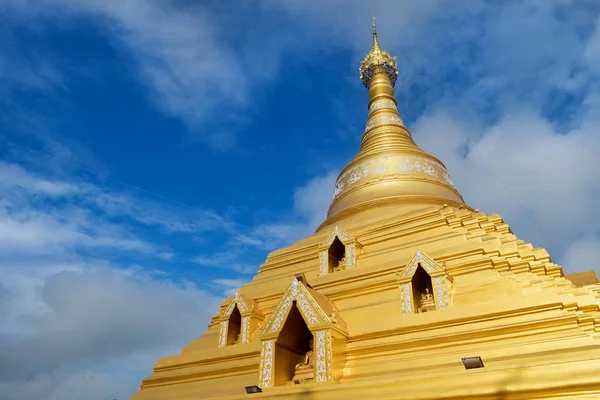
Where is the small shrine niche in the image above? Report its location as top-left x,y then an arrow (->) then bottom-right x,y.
257,277 -> 349,389
328,237 -> 346,273
217,292 -> 264,348
396,250 -> 453,316
226,305 -> 242,345
412,265 -> 435,313
274,302 -> 314,385
318,226 -> 362,276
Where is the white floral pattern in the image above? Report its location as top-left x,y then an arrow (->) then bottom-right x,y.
319,251 -> 328,275
401,283 -> 413,315
218,321 -> 228,347
266,278 -> 328,333
268,293 -> 293,333
333,155 -> 455,200
364,114 -> 404,132
346,244 -> 356,269
297,293 -> 320,325
259,340 -> 274,388
369,99 -> 397,113
242,316 -> 250,343
323,226 -> 353,244
434,277 -> 448,309
315,330 -> 327,382
224,292 -> 249,317
326,331 -> 332,381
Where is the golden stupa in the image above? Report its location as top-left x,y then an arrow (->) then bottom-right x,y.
132,21 -> 600,400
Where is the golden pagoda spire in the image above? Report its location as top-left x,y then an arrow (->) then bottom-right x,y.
359,16 -> 399,88
318,22 -> 466,231
372,16 -> 379,48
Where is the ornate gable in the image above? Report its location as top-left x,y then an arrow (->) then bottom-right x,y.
220,292 -> 262,319
217,292 -> 263,347
396,250 -> 453,315
397,250 -> 446,279
318,226 -> 362,275
257,277 -> 348,388
261,277 -> 347,337
321,226 -> 354,247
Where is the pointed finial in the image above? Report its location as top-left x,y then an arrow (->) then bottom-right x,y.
359,17 -> 399,88
372,16 -> 379,47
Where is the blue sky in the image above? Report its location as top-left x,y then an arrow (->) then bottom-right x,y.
2,1 -> 600,399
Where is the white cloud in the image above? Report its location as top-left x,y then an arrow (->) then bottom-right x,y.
412,109 -> 600,267
0,159 -> 231,399
2,0 -> 269,148
193,252 -> 258,275
212,278 -> 250,297
0,265 -> 219,400
238,171 -> 338,251
157,251 -> 174,261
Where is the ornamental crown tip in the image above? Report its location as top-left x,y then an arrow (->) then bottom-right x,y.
359,20 -> 399,88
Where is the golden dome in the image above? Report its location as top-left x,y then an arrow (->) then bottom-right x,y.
318,22 -> 465,231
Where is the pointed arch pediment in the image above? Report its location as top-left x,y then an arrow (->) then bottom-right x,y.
318,226 -> 362,275
396,250 -> 453,315
319,226 -> 356,249
257,278 -> 349,388
217,292 -> 264,347
397,250 -> 448,280
261,277 -> 347,338
220,292 -> 263,320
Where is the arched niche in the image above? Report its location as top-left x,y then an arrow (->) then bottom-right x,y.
396,250 -> 453,316
257,277 -> 348,389
217,292 -> 264,347
226,305 -> 242,345
274,301 -> 313,385
318,226 -> 362,275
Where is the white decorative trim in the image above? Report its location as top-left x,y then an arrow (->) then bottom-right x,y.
333,155 -> 455,200
268,292 -> 294,333
404,262 -> 417,279
218,321 -> 228,347
242,316 -> 250,343
323,226 -> 353,245
401,283 -> 413,315
259,340 -> 274,388
326,330 -> 332,381
319,251 -> 328,275
346,243 -> 356,269
399,250 -> 445,279
224,292 -> 249,317
297,293 -> 320,325
265,278 -> 329,334
315,330 -> 327,382
369,99 -> 397,113
365,114 -> 404,132
434,277 -> 448,309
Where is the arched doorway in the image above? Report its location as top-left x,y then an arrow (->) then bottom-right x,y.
226,305 -> 242,345
412,264 -> 435,313
274,301 -> 313,385
328,236 -> 346,272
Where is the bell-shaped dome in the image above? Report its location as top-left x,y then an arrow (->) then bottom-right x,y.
318,21 -> 465,231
